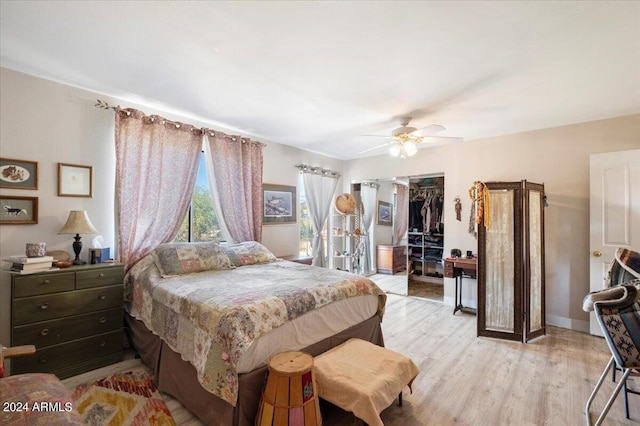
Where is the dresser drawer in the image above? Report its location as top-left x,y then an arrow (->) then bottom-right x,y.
76,267 -> 124,289
13,272 -> 75,298
13,285 -> 123,326
13,307 -> 123,347
12,330 -> 123,375
444,259 -> 460,278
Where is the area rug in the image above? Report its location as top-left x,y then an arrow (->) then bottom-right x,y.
71,368 -> 176,426
408,280 -> 444,301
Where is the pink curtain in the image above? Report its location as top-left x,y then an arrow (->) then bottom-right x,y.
394,183 -> 409,245
115,109 -> 202,270
204,132 -> 264,243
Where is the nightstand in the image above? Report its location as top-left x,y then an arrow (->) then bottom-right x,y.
10,263 -> 125,379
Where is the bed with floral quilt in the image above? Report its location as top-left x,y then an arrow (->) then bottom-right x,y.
124,241 -> 386,425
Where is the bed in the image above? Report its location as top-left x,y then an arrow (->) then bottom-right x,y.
123,241 -> 387,425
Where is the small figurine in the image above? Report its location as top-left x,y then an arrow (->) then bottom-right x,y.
454,197 -> 462,221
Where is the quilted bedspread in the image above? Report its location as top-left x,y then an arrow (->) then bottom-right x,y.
124,255 -> 386,406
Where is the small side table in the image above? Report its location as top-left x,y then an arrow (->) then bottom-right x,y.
444,258 -> 477,315
281,254 -> 313,265
256,351 -> 322,425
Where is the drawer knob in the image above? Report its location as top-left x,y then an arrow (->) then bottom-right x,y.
99,340 -> 106,347
40,328 -> 49,336
40,303 -> 49,310
39,356 -> 48,364
99,316 -> 107,324
98,295 -> 107,300
98,273 -> 105,278
43,279 -> 50,284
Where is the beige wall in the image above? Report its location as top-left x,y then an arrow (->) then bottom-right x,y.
262,139 -> 343,257
343,114 -> 640,331
0,68 -> 341,347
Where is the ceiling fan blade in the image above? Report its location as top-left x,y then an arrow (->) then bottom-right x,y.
411,124 -> 446,136
360,134 -> 392,138
420,136 -> 463,143
421,124 -> 446,133
358,142 -> 389,154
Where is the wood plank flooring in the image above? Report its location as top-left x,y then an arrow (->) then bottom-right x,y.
63,294 -> 640,425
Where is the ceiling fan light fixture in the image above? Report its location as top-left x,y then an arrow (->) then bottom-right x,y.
389,143 -> 402,157
404,141 -> 417,156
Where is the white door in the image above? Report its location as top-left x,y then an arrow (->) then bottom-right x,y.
589,149 -> 640,335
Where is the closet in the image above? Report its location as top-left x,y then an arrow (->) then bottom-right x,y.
407,176 -> 445,295
477,180 -> 545,342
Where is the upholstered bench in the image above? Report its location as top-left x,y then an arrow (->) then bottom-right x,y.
314,338 -> 419,426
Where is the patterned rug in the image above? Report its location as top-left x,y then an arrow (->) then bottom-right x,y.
71,368 -> 176,426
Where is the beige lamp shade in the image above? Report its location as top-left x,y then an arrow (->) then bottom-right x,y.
58,210 -> 98,235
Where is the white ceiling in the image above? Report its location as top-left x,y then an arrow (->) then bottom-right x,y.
1,1 -> 639,159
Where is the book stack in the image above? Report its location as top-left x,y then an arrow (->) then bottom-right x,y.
5,255 -> 55,274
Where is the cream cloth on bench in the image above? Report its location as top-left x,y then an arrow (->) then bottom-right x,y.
314,338 -> 419,426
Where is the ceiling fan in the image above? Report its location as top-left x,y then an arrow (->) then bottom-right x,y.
359,117 -> 462,158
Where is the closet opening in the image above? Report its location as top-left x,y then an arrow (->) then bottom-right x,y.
407,175 -> 445,302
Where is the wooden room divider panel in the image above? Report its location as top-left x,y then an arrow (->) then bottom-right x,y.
477,180 -> 545,343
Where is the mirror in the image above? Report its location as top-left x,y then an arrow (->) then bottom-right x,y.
349,174 -> 446,302
351,178 -> 408,295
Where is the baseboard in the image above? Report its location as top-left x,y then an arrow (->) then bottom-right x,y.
546,314 -> 590,333
443,296 -> 590,333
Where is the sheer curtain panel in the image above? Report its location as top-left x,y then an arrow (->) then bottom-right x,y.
393,183 -> 409,245
115,109 -> 201,270
302,172 -> 339,267
203,132 -> 264,243
360,184 -> 378,275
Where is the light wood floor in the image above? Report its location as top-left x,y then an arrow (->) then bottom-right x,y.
63,294 -> 640,425
371,272 -> 408,295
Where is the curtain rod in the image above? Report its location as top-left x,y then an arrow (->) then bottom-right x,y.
294,164 -> 341,179
360,181 -> 380,188
95,99 -> 266,146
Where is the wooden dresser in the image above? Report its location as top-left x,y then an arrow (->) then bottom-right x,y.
10,263 -> 124,378
376,245 -> 406,275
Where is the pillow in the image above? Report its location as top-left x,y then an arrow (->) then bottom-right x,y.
152,242 -> 234,277
222,241 -> 278,267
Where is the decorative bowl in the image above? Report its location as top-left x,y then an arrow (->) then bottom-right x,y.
55,261 -> 73,268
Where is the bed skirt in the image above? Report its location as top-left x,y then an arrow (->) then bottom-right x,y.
124,312 -> 384,426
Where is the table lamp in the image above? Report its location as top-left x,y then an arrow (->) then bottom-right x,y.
58,210 -> 98,265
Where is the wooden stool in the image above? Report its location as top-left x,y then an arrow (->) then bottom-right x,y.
314,338 -> 419,426
256,351 -> 322,426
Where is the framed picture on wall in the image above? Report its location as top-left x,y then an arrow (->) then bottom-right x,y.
377,200 -> 392,226
0,196 -> 38,224
58,163 -> 93,197
263,183 -> 297,224
0,157 -> 38,190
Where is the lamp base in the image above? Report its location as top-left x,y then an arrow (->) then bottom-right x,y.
72,234 -> 85,265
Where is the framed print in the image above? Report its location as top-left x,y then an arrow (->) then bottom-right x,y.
0,196 -> 38,224
0,157 -> 38,190
377,200 -> 392,226
58,163 -> 93,197
263,183 -> 297,224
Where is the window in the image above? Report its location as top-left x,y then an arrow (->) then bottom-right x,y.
299,178 -> 312,256
175,153 -> 222,242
